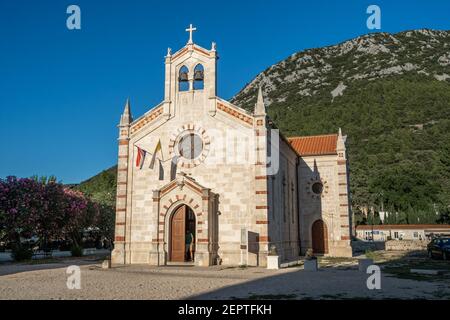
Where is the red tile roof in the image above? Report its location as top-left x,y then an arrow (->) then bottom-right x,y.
356,224 -> 450,230
287,134 -> 338,156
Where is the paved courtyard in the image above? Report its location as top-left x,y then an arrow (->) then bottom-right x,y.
1,251 -> 449,300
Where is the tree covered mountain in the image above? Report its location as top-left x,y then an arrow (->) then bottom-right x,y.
231,29 -> 450,222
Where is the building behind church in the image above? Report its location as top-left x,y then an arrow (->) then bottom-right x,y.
112,26 -> 353,267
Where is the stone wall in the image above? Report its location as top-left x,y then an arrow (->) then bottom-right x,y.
385,240 -> 428,251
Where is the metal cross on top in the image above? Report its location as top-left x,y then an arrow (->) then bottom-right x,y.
186,24 -> 197,44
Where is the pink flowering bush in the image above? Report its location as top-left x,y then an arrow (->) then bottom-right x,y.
0,176 -> 100,259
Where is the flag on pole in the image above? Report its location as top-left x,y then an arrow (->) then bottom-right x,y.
149,139 -> 162,169
136,146 -> 146,169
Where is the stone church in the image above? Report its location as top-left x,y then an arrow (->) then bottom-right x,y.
112,26 -> 352,267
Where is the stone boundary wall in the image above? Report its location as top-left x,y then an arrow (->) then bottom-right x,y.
385,240 -> 428,251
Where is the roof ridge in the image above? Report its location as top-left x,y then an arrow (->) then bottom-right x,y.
287,133 -> 338,140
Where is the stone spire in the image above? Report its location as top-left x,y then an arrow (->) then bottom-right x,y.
120,98 -> 132,126
337,127 -> 346,153
254,86 -> 266,116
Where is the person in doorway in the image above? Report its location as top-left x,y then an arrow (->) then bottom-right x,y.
185,230 -> 194,261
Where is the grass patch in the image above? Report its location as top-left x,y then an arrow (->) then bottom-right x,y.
382,258 -> 450,282
364,250 -> 384,262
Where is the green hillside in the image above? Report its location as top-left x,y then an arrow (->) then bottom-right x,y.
231,29 -> 450,223
75,165 -> 117,205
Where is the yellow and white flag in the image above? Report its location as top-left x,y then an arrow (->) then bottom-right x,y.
149,139 -> 162,169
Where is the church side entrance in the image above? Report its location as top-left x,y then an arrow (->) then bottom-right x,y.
170,205 -> 196,262
311,219 -> 328,255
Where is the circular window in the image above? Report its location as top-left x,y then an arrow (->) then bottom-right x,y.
312,182 -> 323,195
178,133 -> 203,159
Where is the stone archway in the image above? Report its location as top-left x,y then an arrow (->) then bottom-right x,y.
311,219 -> 328,254
149,173 -> 218,266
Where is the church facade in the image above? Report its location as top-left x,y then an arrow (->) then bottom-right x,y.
112,26 -> 352,267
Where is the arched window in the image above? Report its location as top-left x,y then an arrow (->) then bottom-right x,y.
193,64 -> 204,90
178,66 -> 189,91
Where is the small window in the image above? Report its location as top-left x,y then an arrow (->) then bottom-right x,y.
179,66 -> 189,91
413,232 -> 418,238
394,232 -> 399,239
312,182 -> 323,195
193,64 -> 204,90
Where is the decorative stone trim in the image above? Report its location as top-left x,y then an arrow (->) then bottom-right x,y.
115,236 -> 125,241
118,140 -> 129,145
255,129 -> 265,136
258,236 -> 270,242
217,102 -> 253,125
160,197 -> 202,217
160,181 -> 177,197
171,47 -> 188,60
337,160 -> 347,165
194,46 -> 210,56
130,106 -> 163,134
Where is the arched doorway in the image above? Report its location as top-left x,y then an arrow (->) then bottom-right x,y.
311,219 -> 328,254
170,205 -> 196,262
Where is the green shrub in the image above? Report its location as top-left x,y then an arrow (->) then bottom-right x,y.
11,245 -> 33,261
70,245 -> 83,257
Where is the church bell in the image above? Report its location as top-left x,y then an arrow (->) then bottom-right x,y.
194,70 -> 204,81
179,71 -> 188,82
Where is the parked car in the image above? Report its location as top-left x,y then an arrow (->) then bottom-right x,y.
427,237 -> 450,260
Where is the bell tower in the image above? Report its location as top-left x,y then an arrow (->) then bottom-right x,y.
162,24 -> 218,119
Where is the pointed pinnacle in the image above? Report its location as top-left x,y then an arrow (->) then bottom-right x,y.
254,86 -> 266,116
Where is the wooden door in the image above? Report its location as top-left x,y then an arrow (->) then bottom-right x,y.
170,206 -> 186,262
312,219 -> 328,254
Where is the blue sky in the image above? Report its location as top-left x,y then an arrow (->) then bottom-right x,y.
1,0 -> 449,184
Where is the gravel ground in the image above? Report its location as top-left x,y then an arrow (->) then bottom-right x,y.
1,257 -> 449,300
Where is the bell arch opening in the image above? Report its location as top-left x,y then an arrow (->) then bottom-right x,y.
193,64 -> 204,90
178,65 -> 189,91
